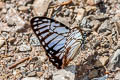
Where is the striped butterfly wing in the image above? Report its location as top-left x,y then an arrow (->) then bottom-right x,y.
30,17 -> 83,69
63,28 -> 83,67
31,17 -> 71,69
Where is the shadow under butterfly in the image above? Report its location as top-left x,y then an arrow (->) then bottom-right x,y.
30,17 -> 83,69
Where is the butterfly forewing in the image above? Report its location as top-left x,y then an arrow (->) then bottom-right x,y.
31,17 -> 72,69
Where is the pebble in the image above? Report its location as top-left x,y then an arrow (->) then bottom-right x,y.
95,60 -> 103,67
115,72 -> 120,80
110,49 -> 120,64
18,6 -> 29,11
88,69 -> 98,79
27,71 -> 37,77
1,32 -> 9,39
37,72 -> 43,77
55,16 -> 71,27
99,56 -> 109,66
98,20 -> 112,34
1,8 -> 7,13
39,53 -> 47,63
0,1 -> 5,9
0,48 -> 5,54
0,37 -> 5,48
64,9 -> 70,16
92,74 -> 108,80
18,44 -> 31,52
53,69 -> 75,80
8,37 -> 16,44
32,0 -> 51,16
29,36 -> 41,46
22,77 -> 39,80
6,8 -> 26,32
116,22 -> 120,35
85,6 -> 97,12
29,64 -> 34,71
76,8 -> 85,22
65,65 -> 76,74
108,49 -> 120,71
58,0 -> 70,4
86,0 -> 101,6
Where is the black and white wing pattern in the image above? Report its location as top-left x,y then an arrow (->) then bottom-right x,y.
30,17 -> 83,69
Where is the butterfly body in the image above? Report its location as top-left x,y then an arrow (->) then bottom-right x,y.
30,17 -> 83,69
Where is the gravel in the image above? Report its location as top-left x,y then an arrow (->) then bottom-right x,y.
0,0 -> 120,80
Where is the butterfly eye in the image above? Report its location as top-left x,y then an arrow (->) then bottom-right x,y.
30,17 -> 83,69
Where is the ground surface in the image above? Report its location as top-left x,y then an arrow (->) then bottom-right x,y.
0,0 -> 120,80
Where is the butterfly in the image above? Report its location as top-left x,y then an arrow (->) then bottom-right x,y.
30,17 -> 83,69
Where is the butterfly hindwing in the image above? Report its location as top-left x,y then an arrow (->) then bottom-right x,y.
63,28 -> 83,67
30,17 -> 71,68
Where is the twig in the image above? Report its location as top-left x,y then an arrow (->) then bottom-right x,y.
8,57 -> 30,69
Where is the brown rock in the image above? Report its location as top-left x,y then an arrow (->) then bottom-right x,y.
32,0 -> 51,16
8,37 -> 16,43
0,1 -> 5,9
18,6 -> 29,12
37,72 -> 43,77
95,60 -> 103,67
0,37 -> 5,48
6,8 -> 26,32
86,0 -> 101,6
99,56 -> 109,66
76,8 -> 85,22
85,6 -> 97,12
88,69 -> 98,79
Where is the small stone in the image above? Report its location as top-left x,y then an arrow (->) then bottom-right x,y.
86,0 -> 101,6
76,8 -> 85,22
64,9 -> 70,16
116,22 -> 120,35
55,17 -> 71,27
94,60 -> 103,67
7,18 -> 15,26
18,44 -> 31,52
0,37 -> 5,48
58,0 -> 70,4
88,69 -> 98,79
1,32 -> 9,39
115,72 -> 120,80
53,69 -> 75,80
92,74 -> 108,80
98,20 -> 112,34
37,72 -> 43,77
39,52 -> 48,63
85,6 -> 97,12
111,49 -> 120,64
0,48 -> 5,54
6,8 -> 26,32
22,77 -> 39,80
0,1 -> 5,9
65,65 -> 76,74
29,36 -> 41,46
29,64 -> 34,71
1,8 -> 7,13
27,71 -> 37,77
99,56 -> 109,66
8,37 -> 16,44
108,49 -> 120,71
33,0 -> 51,16
18,6 -> 29,11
